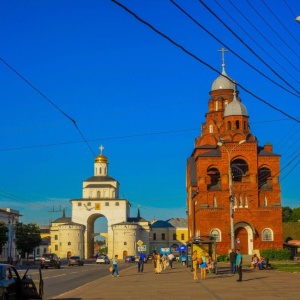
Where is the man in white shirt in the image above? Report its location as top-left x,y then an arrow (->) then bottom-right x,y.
168,253 -> 174,269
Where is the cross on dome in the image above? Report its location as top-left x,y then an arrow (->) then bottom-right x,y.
217,47 -> 229,72
99,145 -> 104,154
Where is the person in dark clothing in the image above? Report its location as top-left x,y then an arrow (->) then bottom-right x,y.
138,252 -> 146,272
229,249 -> 237,274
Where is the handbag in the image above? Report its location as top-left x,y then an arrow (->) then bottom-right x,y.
109,266 -> 113,272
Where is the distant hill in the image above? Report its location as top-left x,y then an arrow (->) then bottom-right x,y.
282,222 -> 300,242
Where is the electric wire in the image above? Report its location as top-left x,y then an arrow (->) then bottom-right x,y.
246,0 -> 300,61
261,0 -> 300,48
171,0 -> 300,96
213,0 -> 300,84
0,57 -> 96,157
198,0 -> 300,95
112,0 -> 300,124
283,0 -> 297,18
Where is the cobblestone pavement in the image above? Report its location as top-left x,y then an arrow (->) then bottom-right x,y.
52,262 -> 300,300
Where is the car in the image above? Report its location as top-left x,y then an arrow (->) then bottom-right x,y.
147,254 -> 153,261
0,263 -> 43,299
40,253 -> 61,269
35,255 -> 41,262
96,255 -> 110,264
125,256 -> 135,263
68,256 -> 84,266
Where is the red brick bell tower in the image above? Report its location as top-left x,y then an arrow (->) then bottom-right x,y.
186,50 -> 282,254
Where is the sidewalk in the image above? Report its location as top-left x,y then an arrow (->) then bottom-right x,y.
53,262 -> 300,300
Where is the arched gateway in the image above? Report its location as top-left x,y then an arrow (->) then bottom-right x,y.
70,146 -> 131,259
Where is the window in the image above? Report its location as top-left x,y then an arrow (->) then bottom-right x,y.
258,167 -> 271,190
55,245 -> 58,251
124,242 -> 127,245
153,233 -> 156,241
236,120 -> 240,129
209,125 -> 213,133
115,202 -> 119,206
78,202 -> 82,206
181,234 -> 185,240
87,202 -> 91,206
55,235 -> 58,240
262,228 -> 273,241
231,159 -> 248,183
228,121 -> 231,130
244,121 -> 247,129
68,242 -> 71,245
207,167 -> 221,190
173,233 -> 176,240
210,228 -> 221,242
162,233 -> 166,240
215,100 -> 219,111
97,191 -> 100,198
105,202 -> 109,206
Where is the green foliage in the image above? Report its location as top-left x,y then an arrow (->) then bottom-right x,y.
99,247 -> 108,254
282,206 -> 300,222
217,254 -> 229,262
0,222 -> 9,255
271,264 -> 300,273
282,206 -> 293,222
14,222 -> 42,258
261,248 -> 291,260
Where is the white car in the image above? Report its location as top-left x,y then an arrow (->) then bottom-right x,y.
96,255 -> 110,264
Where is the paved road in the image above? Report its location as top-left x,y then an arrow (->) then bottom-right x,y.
52,261 -> 300,300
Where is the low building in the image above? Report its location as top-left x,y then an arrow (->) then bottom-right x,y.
0,207 -> 21,263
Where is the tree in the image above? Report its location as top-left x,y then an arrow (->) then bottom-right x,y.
14,222 -> 42,258
0,222 -> 9,255
282,206 -> 293,222
291,207 -> 300,222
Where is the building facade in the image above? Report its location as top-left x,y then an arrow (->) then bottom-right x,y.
186,55 -> 282,254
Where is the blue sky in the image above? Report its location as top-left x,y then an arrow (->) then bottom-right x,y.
0,0 -> 300,226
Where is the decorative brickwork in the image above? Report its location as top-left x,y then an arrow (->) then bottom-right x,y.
186,59 -> 282,254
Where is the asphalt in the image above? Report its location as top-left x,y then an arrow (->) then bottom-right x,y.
52,261 -> 300,300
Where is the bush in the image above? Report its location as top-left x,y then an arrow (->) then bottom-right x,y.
260,248 -> 291,261
217,254 -> 229,262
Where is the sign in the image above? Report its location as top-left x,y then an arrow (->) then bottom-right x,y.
138,245 -> 146,252
137,240 -> 143,247
160,247 -> 170,255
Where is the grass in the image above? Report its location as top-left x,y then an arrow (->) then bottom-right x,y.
271,263 -> 300,273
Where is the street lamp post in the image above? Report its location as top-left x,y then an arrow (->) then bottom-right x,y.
217,140 -> 246,251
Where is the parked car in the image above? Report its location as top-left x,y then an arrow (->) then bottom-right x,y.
125,256 -> 135,263
0,263 -> 43,299
96,255 -> 110,264
40,253 -> 61,269
68,256 -> 84,266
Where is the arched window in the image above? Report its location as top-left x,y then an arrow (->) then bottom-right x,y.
97,191 -> 100,198
207,167 -> 221,190
236,120 -> 240,129
262,228 -> 273,241
209,125 -> 213,133
228,121 -> 231,130
99,168 -> 102,174
258,167 -> 272,190
210,228 -> 221,242
215,101 -> 219,111
231,159 -> 248,182
213,196 -> 217,207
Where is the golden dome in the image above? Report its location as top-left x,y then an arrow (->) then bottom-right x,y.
94,153 -> 108,163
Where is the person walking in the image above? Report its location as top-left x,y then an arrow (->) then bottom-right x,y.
138,251 -> 146,272
199,253 -> 207,280
111,254 -> 119,277
236,249 -> 243,282
192,250 -> 198,280
229,249 -> 237,274
168,253 -> 174,269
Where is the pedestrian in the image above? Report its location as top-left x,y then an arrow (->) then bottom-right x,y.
236,249 -> 243,282
154,253 -> 162,274
199,253 -> 207,280
111,254 -> 119,277
192,250 -> 198,280
229,249 -> 237,274
162,253 -> 167,270
138,251 -> 146,272
168,253 -> 174,269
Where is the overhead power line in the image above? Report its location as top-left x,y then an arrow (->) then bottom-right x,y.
0,57 -> 96,157
198,0 -> 300,96
111,0 -> 300,124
